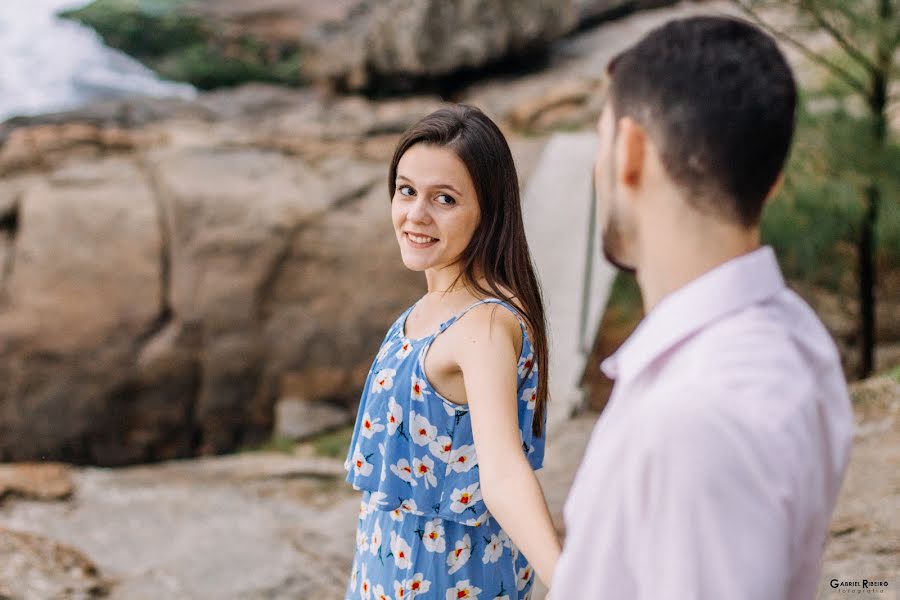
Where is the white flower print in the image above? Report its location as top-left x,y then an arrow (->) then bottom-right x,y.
395,338 -> 413,359
407,573 -> 431,596
388,506 -> 405,522
390,458 -> 417,486
444,579 -> 481,600
442,402 -> 457,417
372,368 -> 396,393
360,563 -> 371,600
498,529 -> 520,560
446,534 -> 473,575
520,386 -> 537,410
386,397 -> 404,436
410,374 -> 431,401
350,558 -> 358,592
447,443 -> 477,473
422,518 -> 446,553
389,530 -> 413,569
398,498 -> 422,515
517,351 -> 535,377
371,583 -> 391,600
360,412 -> 385,439
516,564 -> 534,591
449,482 -> 482,514
357,528 -> 369,553
482,533 -> 503,564
378,443 -> 387,482
409,410 -> 437,446
393,579 -> 410,600
376,340 -> 393,363
369,519 -> 382,557
463,509 -> 489,528
412,454 -> 437,489
428,435 -> 453,463
352,448 -> 374,477
358,498 -> 368,520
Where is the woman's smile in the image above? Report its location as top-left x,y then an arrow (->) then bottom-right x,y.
405,232 -> 439,248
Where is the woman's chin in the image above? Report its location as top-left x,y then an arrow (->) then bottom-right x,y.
400,256 -> 432,272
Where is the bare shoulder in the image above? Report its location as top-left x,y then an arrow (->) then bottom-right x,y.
449,296 -> 523,362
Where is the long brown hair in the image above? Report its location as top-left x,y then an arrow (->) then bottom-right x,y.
388,104 -> 550,438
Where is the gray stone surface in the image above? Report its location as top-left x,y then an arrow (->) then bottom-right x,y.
274,397 -> 352,441
305,0 -> 579,91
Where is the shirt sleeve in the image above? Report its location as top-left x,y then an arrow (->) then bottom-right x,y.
623,395 -> 793,600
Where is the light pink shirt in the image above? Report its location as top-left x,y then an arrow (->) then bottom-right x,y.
551,246 -> 854,600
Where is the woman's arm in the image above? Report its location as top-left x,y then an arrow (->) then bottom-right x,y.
454,304 -> 561,587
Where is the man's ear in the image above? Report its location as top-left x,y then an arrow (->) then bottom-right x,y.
764,171 -> 786,205
618,116 -> 646,189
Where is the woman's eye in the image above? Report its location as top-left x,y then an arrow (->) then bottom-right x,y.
398,185 -> 415,197
436,194 -> 456,206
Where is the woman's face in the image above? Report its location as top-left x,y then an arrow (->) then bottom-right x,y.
391,143 -> 481,273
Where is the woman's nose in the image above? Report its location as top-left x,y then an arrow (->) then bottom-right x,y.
407,196 -> 431,223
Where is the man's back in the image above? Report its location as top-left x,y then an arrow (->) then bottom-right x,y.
553,247 -> 854,599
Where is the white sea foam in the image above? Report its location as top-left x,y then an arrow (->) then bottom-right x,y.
0,0 -> 196,122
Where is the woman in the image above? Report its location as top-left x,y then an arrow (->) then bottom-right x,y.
343,104 -> 560,600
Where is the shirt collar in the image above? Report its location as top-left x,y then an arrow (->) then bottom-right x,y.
601,246 -> 786,382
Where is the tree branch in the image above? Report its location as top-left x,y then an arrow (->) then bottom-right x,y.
799,0 -> 879,75
731,1 -> 870,96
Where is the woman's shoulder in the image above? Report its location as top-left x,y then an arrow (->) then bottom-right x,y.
449,293 -> 529,357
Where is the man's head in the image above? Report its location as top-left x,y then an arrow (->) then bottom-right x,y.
595,16 -> 797,272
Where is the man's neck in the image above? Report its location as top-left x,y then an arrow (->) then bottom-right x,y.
636,221 -> 761,313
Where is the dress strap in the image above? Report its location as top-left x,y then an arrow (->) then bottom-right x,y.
444,297 -> 527,335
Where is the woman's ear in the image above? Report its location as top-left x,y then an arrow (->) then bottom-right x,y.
618,116 -> 647,189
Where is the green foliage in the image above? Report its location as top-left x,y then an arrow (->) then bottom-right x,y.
60,0 -> 204,58
60,0 -> 305,89
311,426 -> 354,459
240,433 -> 297,455
605,271 -> 643,321
762,92 -> 900,290
155,43 -> 303,90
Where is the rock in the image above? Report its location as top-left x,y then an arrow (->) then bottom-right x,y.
274,397 -> 352,441
0,527 -> 107,600
574,0 -> 680,29
0,132 -> 423,463
305,0 -> 579,92
507,78 -> 605,132
0,123 -> 164,177
0,454 -> 358,599
0,463 -> 74,503
1,96 -> 215,131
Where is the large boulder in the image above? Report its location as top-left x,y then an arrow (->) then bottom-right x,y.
0,135 -> 423,464
304,0 -> 579,92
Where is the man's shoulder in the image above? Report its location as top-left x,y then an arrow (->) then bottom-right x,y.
685,287 -> 842,379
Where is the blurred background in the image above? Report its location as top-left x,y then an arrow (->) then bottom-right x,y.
0,0 -> 897,598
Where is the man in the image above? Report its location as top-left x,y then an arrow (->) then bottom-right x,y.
549,16 -> 854,600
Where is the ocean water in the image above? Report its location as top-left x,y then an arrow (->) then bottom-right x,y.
0,0 -> 196,122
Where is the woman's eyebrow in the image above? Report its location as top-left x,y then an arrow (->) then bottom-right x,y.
396,174 -> 463,196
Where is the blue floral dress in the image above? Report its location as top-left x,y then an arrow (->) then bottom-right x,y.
343,297 -> 546,600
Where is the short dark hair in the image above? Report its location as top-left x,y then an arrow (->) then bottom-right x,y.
606,16 -> 797,226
